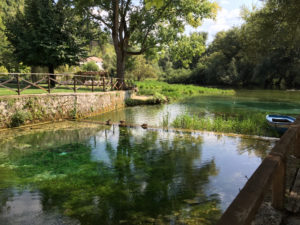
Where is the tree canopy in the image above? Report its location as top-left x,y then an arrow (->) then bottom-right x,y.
74,0 -> 218,80
4,0 -> 91,76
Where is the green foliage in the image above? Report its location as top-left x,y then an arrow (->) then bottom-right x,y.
172,112 -> 279,137
0,66 -> 8,73
169,32 -> 207,69
0,0 -> 25,71
10,110 -> 32,127
74,0 -> 218,79
136,80 -> 234,101
159,0 -> 300,89
81,61 -> 99,72
126,55 -> 158,81
4,0 -> 90,72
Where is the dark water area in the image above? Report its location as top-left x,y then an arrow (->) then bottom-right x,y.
0,122 -> 275,225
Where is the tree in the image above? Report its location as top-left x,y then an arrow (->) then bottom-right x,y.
0,0 -> 24,71
169,32 -> 207,69
240,0 -> 300,88
4,0 -> 90,86
75,0 -> 218,81
126,55 -> 158,81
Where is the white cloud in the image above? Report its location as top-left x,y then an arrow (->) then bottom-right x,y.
185,7 -> 243,43
209,8 -> 242,33
220,0 -> 230,5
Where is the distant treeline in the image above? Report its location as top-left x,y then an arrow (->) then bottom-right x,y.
0,0 -> 299,89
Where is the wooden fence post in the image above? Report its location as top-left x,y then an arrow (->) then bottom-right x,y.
73,76 -> 76,93
272,157 -> 286,210
16,74 -> 21,95
92,78 -> 94,92
47,74 -> 51,93
102,77 -> 105,91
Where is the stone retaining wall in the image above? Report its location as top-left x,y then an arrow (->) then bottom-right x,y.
0,91 -> 131,128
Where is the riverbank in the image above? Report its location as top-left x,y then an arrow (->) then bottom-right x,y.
0,91 -> 131,128
135,80 -> 235,101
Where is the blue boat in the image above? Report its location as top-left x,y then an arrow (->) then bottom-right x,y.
266,115 -> 296,133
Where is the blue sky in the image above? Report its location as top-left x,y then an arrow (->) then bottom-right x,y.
186,0 -> 263,43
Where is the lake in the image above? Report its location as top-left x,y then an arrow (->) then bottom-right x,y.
0,121 -> 274,225
1,89 -> 299,225
89,89 -> 300,127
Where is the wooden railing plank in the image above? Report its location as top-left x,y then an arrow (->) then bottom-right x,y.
0,73 -> 134,95
217,117 -> 300,225
20,77 -> 47,92
216,155 -> 280,225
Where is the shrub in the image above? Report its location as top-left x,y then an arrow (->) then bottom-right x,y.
10,111 -> 32,127
81,61 -> 99,72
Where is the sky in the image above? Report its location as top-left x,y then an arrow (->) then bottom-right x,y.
186,0 -> 263,43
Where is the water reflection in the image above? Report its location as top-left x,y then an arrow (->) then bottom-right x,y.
0,124 -> 275,225
89,91 -> 300,127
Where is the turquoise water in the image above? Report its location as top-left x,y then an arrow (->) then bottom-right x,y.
90,90 -> 300,127
2,90 -> 297,224
0,122 -> 274,225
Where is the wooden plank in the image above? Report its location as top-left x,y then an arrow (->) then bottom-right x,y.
272,159 -> 286,209
216,155 -> 280,225
271,127 -> 297,158
0,78 -> 16,92
20,77 -> 47,92
49,78 -> 74,91
287,168 -> 300,213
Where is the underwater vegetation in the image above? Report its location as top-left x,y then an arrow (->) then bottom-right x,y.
0,127 -> 222,225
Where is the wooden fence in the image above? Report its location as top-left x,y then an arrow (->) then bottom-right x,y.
216,116 -> 300,225
0,73 -> 135,95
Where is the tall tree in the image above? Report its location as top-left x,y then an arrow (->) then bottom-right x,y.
4,0 -> 90,86
75,0 -> 218,81
0,0 -> 24,71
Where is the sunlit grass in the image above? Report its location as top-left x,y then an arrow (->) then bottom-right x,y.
135,80 -> 235,101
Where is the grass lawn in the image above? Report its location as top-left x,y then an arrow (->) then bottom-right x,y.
0,84 -> 106,96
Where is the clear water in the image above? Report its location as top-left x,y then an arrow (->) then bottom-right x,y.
89,90 -> 300,126
0,122 -> 275,225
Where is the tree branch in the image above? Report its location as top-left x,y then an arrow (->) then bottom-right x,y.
87,10 -> 112,29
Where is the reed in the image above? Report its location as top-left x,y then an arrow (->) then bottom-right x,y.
172,112 -> 280,137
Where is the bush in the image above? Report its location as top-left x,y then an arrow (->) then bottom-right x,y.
0,66 -> 8,73
81,61 -> 99,72
10,111 -> 32,127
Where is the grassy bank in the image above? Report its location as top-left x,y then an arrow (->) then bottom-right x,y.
171,113 -> 279,137
136,80 -> 234,101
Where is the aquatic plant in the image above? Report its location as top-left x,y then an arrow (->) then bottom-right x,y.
0,128 -> 222,225
172,112 -> 280,137
10,110 -> 32,127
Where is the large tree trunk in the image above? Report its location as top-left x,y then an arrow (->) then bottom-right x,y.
116,52 -> 126,89
116,52 -> 125,80
48,64 -> 56,87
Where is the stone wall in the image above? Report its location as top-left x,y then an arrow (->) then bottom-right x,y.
0,91 -> 131,128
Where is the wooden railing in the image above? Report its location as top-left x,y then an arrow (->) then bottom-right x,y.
0,73 -> 135,95
217,116 -> 300,225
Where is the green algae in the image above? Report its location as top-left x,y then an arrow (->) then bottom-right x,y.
0,127 -> 223,225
